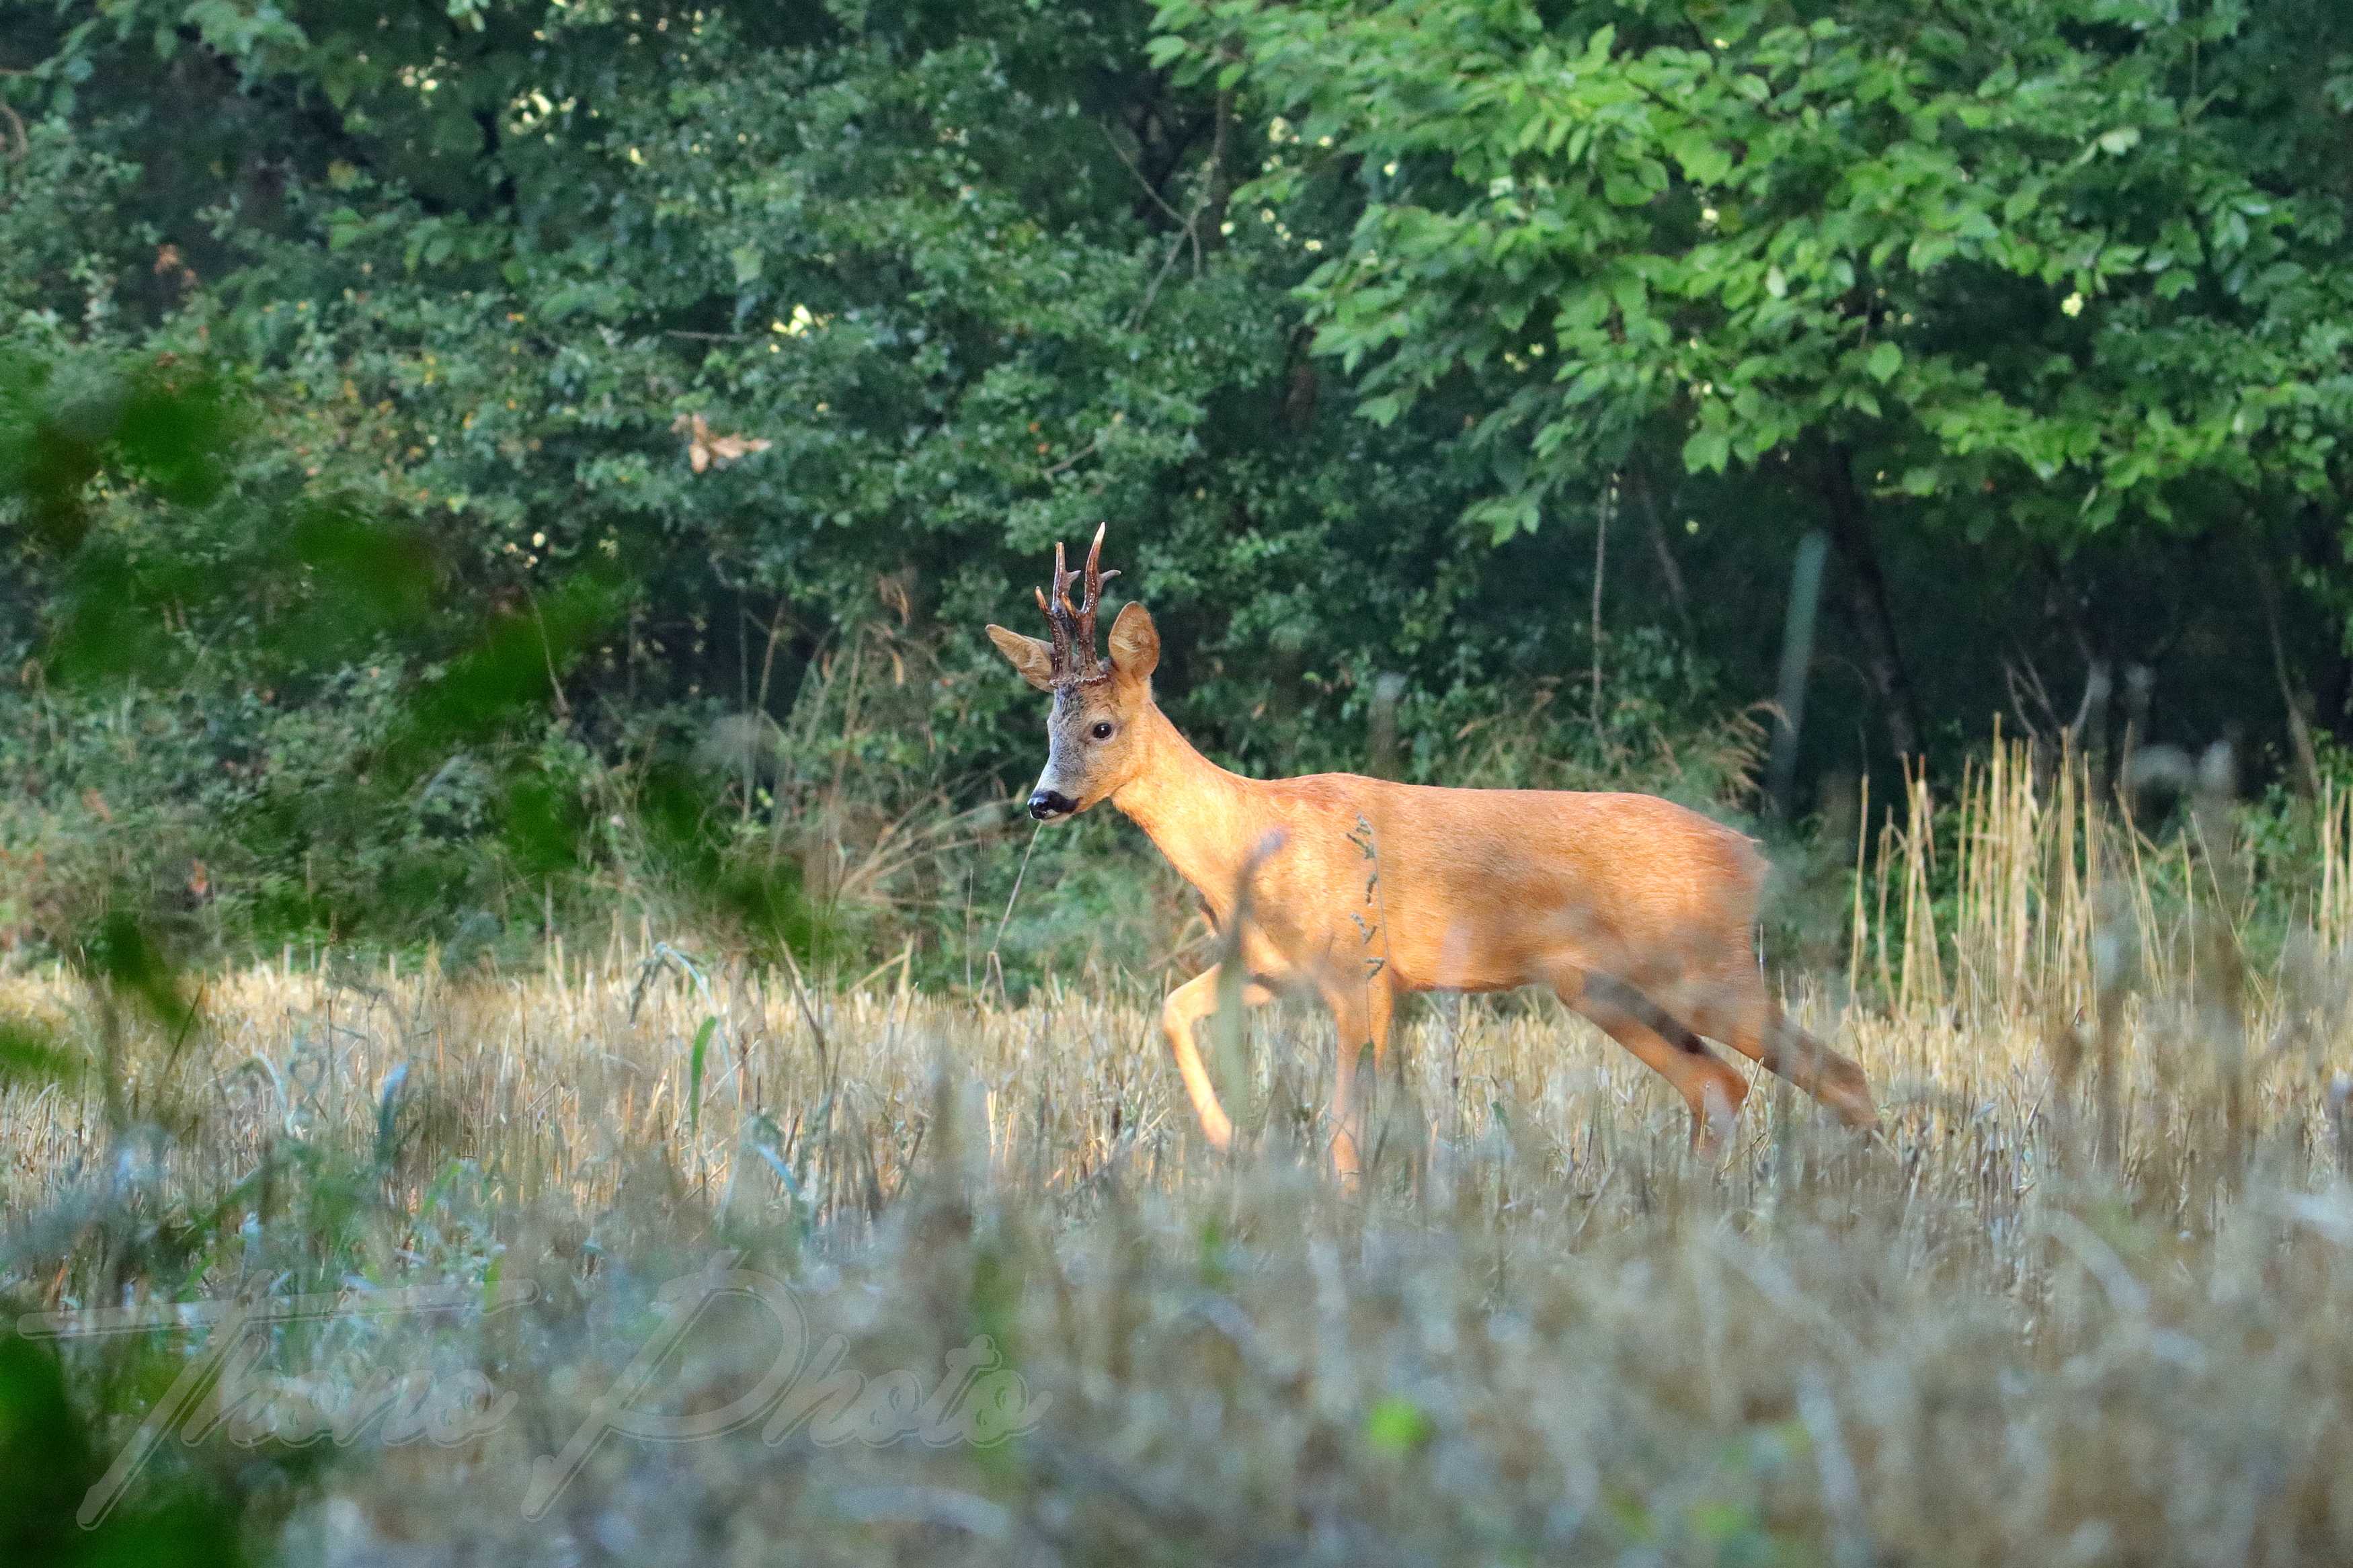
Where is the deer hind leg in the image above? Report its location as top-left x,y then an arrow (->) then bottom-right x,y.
1322,977 -> 1395,1186
1160,964 -> 1277,1153
1693,972 -> 1878,1131
1564,972 -> 1748,1151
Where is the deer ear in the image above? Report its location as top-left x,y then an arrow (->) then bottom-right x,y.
1108,602 -> 1160,682
985,624 -> 1056,692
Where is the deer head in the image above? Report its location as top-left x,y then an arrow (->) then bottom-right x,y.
985,523 -> 1161,821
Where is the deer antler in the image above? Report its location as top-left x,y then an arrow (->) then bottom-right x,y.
1033,522 -> 1119,685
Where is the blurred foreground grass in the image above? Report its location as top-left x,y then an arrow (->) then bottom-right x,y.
5,966 -> 2353,1561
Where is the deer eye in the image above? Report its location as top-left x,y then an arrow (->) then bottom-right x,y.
1090,721 -> 1114,741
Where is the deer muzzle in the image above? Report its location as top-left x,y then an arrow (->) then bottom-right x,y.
1027,788 -> 1077,822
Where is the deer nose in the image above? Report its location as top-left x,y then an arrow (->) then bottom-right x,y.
1028,790 -> 1076,821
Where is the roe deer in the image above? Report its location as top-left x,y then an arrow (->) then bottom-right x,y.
986,526 -> 1877,1178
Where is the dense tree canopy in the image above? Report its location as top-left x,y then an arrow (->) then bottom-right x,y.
3,0 -> 1525,772
3,0 -> 2350,952
1160,0 -> 2353,764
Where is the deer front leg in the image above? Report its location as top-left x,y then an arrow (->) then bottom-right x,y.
1160,964 -> 1275,1152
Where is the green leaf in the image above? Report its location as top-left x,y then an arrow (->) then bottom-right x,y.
1603,168 -> 1653,208
0,1019 -> 79,1088
1691,1499 -> 1759,1542
1364,1395 -> 1433,1455
688,1015 -> 716,1137
1866,341 -> 1903,383
1466,491 -> 1542,543
325,208 -> 366,251
84,912 -> 193,1033
1682,425 -> 1731,474
1665,128 -> 1731,187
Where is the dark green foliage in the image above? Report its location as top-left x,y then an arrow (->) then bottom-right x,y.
3,0 -> 2348,973
1159,0 -> 2353,770
0,1317 -> 248,1568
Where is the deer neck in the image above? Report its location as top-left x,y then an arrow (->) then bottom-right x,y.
1109,702 -> 1265,914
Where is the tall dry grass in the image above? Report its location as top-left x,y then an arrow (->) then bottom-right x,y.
5,740 -> 2353,1565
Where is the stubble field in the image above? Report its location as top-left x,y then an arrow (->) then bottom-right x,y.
8,752 -> 2353,1566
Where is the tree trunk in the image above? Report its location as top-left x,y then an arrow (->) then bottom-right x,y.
1819,446 -> 1921,761
1197,88 -> 1235,253
2251,551 -> 2324,798
1630,466 -> 1693,637
1767,530 -> 1830,820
